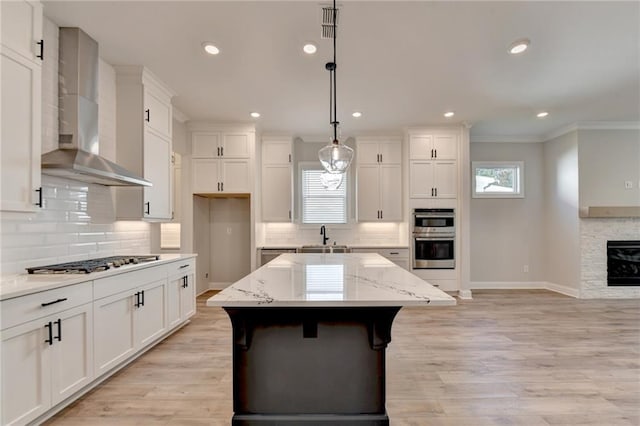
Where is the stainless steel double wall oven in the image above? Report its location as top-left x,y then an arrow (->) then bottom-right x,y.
412,208 -> 455,269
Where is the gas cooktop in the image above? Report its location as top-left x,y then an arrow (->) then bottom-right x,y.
26,255 -> 160,274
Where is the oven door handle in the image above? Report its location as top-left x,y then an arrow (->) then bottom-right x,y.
415,237 -> 454,241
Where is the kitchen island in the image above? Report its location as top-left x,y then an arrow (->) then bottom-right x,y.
207,253 -> 456,425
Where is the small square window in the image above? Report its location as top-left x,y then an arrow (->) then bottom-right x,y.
472,161 -> 524,198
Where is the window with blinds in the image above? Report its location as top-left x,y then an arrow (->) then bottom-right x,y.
301,168 -> 348,224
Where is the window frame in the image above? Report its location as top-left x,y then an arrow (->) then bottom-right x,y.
472,161 -> 525,199
298,162 -> 350,226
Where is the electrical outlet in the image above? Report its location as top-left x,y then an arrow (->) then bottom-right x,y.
523,265 -> 529,273
625,180 -> 633,189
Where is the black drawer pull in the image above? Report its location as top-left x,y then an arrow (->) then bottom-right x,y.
35,187 -> 43,207
389,252 -> 399,255
145,109 -> 150,122
41,298 -> 67,307
179,264 -> 190,269
54,319 -> 62,342
36,39 -> 44,60
44,322 -> 53,345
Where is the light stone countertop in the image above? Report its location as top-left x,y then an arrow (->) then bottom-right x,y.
207,253 -> 456,308
0,254 -> 197,301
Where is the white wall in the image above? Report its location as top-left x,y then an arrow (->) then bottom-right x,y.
0,18 -> 150,276
543,131 -> 581,294
192,195 -> 210,295
210,197 -> 251,284
578,128 -> 640,209
470,142 -> 545,284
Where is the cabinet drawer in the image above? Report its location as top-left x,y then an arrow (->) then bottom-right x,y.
167,259 -> 195,277
1,282 -> 92,330
94,265 -> 167,300
352,248 -> 409,259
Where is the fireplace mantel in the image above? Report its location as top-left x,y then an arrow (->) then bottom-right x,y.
579,206 -> 640,218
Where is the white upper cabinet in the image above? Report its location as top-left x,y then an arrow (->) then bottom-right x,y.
190,125 -> 254,194
115,66 -> 174,221
1,0 -> 43,63
356,138 -> 402,222
261,137 -> 292,222
408,129 -> 459,199
409,131 -> 457,160
0,0 -> 43,212
192,131 -> 250,159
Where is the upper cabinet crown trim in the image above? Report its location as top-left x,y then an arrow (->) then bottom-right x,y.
114,65 -> 175,98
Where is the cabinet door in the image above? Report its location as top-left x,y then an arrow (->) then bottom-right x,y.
93,291 -> 136,377
135,280 -> 166,349
192,159 -> 220,193
50,304 -> 93,405
1,319 -> 51,425
356,140 -> 380,165
262,164 -> 292,222
409,161 -> 435,198
181,272 -> 196,320
144,129 -> 172,219
357,165 -> 381,221
221,133 -> 250,158
262,139 -> 291,165
144,87 -> 171,139
409,135 -> 433,160
171,153 -> 181,222
433,161 -> 457,198
379,141 -> 401,165
221,159 -> 250,193
167,275 -> 183,329
1,0 -> 43,63
1,47 -> 41,212
380,164 -> 402,221
432,133 -> 457,160
192,132 -> 220,158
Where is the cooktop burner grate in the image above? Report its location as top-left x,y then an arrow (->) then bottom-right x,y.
26,255 -> 160,274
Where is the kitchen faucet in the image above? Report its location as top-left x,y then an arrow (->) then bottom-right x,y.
320,225 -> 329,246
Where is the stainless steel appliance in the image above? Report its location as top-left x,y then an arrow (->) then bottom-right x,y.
26,255 -> 160,274
259,248 -> 297,266
412,208 -> 455,269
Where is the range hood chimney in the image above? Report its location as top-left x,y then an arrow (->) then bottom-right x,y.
41,27 -> 151,187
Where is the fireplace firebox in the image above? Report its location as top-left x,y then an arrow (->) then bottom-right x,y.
607,240 -> 640,286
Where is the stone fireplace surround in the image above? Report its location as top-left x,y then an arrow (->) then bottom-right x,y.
581,217 -> 640,298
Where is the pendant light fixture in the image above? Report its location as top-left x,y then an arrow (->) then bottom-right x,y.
318,0 -> 354,174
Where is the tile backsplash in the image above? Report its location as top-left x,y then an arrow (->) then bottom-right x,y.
0,176 -> 150,275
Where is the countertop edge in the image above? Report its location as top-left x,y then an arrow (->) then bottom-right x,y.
0,254 -> 197,301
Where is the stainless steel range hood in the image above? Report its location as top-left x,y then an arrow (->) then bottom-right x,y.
41,27 -> 151,187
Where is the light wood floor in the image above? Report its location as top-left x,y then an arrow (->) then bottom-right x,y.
45,290 -> 640,426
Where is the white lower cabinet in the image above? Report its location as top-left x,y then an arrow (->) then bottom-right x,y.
1,296 -> 93,426
167,263 -> 196,329
93,278 -> 166,377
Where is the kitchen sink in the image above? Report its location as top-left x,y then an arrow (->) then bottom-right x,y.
299,245 -> 350,254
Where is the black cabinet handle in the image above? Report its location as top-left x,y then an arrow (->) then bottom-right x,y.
35,187 -> 43,207
221,182 -> 224,191
288,154 -> 291,163
44,322 -> 53,345
434,149 -> 437,158
220,147 -> 224,156
54,319 -> 62,342
134,291 -> 141,308
145,202 -> 150,215
217,182 -> 220,191
182,276 -> 188,288
435,188 -> 438,197
41,297 -> 67,307
145,109 -> 150,122
141,290 -> 145,307
36,40 -> 44,60
217,147 -> 220,156
179,264 -> 190,269
380,210 -> 383,219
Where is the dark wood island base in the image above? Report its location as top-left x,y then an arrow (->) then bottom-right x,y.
224,307 -> 402,426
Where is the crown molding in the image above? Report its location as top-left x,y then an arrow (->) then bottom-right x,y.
544,121 -> 640,141
172,106 -> 189,123
470,134 -> 543,143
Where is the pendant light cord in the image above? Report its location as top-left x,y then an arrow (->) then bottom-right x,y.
331,0 -> 338,143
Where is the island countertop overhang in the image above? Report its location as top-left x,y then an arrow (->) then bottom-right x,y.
206,253 -> 457,308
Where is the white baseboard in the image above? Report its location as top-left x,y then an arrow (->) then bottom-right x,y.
544,282 -> 580,298
469,281 -> 579,298
209,281 -> 231,290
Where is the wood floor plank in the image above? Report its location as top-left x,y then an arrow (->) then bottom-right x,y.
44,289 -> 640,426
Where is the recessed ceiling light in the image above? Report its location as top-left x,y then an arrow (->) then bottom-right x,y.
509,38 -> 530,54
250,112 -> 261,118
352,111 -> 362,118
536,111 -> 549,118
303,43 -> 317,54
444,111 -> 455,118
202,42 -> 220,55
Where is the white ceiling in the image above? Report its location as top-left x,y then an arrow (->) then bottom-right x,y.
42,1 -> 639,142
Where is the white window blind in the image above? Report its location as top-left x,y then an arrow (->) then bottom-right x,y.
301,168 -> 347,224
